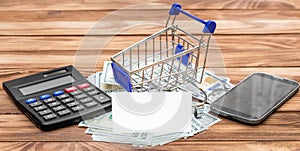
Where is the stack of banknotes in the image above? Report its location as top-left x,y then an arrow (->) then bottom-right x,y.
79,61 -> 235,147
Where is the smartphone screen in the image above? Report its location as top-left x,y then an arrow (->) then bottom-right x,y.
211,73 -> 299,123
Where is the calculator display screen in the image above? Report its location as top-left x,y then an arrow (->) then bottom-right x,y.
19,75 -> 75,95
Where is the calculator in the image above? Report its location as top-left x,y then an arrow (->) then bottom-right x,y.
3,65 -> 111,131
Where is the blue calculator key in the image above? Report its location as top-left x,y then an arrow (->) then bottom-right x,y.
25,98 -> 37,104
53,90 -> 64,96
40,94 -> 51,100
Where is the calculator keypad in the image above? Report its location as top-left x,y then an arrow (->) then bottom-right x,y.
53,90 -> 64,96
43,113 -> 57,121
87,90 -> 100,96
61,98 -> 74,104
74,94 -> 87,100
93,94 -> 110,103
57,109 -> 71,116
34,105 -> 47,112
66,101 -> 80,108
69,90 -> 82,96
71,105 -> 85,112
29,101 -> 42,107
38,109 -> 52,116
40,94 -> 50,100
57,94 -> 69,100
48,101 -> 61,108
79,98 -> 93,104
82,87 -> 94,92
52,105 -> 66,112
85,101 -> 98,108
44,97 -> 56,104
25,82 -> 110,122
25,98 -> 37,104
64,86 -> 77,93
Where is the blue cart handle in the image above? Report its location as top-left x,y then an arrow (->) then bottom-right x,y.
169,3 -> 216,34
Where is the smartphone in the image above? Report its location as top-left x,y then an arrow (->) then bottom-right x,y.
210,73 -> 299,125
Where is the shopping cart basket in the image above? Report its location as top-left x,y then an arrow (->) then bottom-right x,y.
111,3 -> 216,93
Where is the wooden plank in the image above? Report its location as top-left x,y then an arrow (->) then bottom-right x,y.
0,0 -> 299,11
0,35 -> 299,68
223,67 -> 300,84
0,112 -> 299,141
1,67 -> 300,114
0,49 -> 299,69
0,10 -> 299,22
0,35 -> 299,51
0,141 -> 299,151
1,20 -> 300,35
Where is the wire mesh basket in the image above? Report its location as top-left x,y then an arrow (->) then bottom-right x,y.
111,3 -> 216,93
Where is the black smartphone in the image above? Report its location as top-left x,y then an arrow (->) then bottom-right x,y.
210,73 -> 299,125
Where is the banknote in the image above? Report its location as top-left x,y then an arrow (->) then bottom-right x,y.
100,61 -> 122,90
88,128 -> 152,146
92,134 -> 147,145
150,132 -> 186,146
78,112 -> 112,131
195,112 -> 221,128
101,61 -> 118,85
95,72 -> 101,88
79,110 -> 216,147
82,66 -> 226,147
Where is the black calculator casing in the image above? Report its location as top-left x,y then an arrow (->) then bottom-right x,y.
3,65 -> 111,131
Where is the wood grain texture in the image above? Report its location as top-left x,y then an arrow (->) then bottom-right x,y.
0,141 -> 299,151
0,35 -> 299,51
1,10 -> 299,22
0,50 -> 299,69
1,9 -> 299,35
1,20 -> 300,35
0,0 -> 300,150
0,0 -> 299,11
0,35 -> 299,69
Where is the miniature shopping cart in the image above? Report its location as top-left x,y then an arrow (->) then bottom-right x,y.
111,3 -> 216,93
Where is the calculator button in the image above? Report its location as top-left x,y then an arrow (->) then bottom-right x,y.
61,98 -> 74,104
69,90 -> 82,96
82,87 -> 94,92
56,94 -> 69,100
93,94 -> 110,103
79,97 -> 93,104
64,86 -> 77,93
52,105 -> 66,112
29,101 -> 42,107
34,105 -> 47,112
53,90 -> 64,96
71,105 -> 85,112
44,97 -> 56,104
25,98 -> 37,104
38,109 -> 52,116
74,94 -> 87,100
85,101 -> 98,108
43,113 -> 57,121
39,94 -> 50,100
87,90 -> 100,96
77,83 -> 90,89
48,101 -> 61,108
57,109 -> 71,116
66,101 -> 80,108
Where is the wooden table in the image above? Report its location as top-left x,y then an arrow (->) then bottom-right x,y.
0,0 -> 299,150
